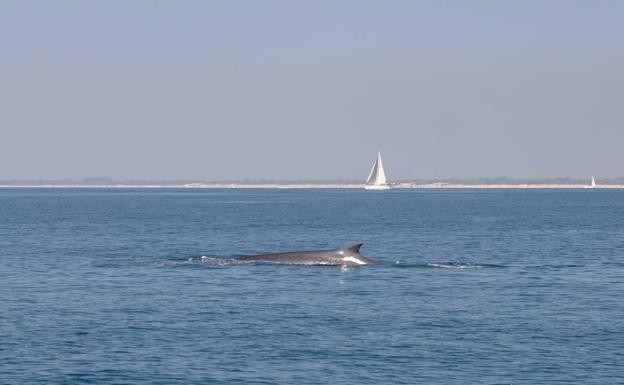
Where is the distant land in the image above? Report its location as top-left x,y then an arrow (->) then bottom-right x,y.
2,177 -> 624,189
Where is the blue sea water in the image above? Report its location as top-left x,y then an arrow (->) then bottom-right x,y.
1,188 -> 623,384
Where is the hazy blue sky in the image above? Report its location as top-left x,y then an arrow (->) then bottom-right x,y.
1,1 -> 623,180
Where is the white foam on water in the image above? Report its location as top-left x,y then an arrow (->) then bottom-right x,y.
427,263 -> 482,269
182,256 -> 249,266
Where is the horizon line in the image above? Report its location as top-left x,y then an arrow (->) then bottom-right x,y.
1,176 -> 622,184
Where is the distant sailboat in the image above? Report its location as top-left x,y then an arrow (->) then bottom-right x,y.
365,152 -> 391,190
591,176 -> 597,188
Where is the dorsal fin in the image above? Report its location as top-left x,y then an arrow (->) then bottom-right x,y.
339,243 -> 363,253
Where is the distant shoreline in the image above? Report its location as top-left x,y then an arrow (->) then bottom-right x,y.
1,183 -> 624,189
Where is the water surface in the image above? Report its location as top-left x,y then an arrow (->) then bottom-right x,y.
1,188 -> 623,384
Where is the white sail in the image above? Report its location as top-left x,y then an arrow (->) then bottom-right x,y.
591,176 -> 596,188
365,152 -> 390,190
366,157 -> 378,184
375,153 -> 387,184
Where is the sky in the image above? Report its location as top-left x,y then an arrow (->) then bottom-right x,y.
1,1 -> 623,181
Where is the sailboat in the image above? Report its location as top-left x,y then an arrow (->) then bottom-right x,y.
365,152 -> 391,190
584,176 -> 597,189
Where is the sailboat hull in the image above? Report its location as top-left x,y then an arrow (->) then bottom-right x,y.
365,184 -> 391,190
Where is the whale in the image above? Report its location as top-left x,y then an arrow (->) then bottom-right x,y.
238,243 -> 377,266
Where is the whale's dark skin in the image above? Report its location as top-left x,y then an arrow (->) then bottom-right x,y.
238,243 -> 376,266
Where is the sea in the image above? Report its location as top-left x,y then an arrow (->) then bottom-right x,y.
1,188 -> 623,384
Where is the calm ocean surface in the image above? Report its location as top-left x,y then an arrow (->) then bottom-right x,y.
1,188 -> 623,384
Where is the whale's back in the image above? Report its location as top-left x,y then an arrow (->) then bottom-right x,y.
239,244 -> 375,265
